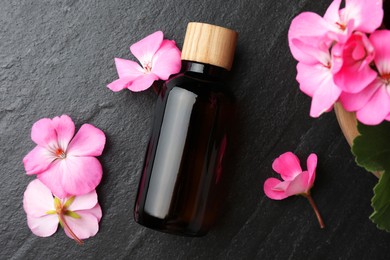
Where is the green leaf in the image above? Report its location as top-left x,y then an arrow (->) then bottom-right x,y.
370,171 -> 390,232
352,121 -> 390,172
352,121 -> 390,232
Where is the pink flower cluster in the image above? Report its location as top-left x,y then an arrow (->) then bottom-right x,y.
289,0 -> 390,125
22,115 -> 106,244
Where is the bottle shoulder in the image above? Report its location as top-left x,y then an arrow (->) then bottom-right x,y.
164,73 -> 234,100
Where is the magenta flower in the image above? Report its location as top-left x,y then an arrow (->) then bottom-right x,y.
264,152 -> 325,228
341,30 -> 390,125
332,32 -> 376,93
23,179 -> 102,244
23,115 -> 106,198
107,31 -> 181,92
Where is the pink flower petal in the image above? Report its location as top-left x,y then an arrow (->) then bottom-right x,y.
23,146 -> 54,175
345,0 -> 383,33
340,79 -> 382,111
59,156 -> 103,196
370,30 -> 390,75
51,115 -> 75,151
151,40 -> 181,80
107,77 -> 133,92
309,73 -> 341,117
67,124 -> 106,157
272,152 -> 302,181
23,179 -> 55,217
306,153 -> 317,188
63,211 -> 99,240
285,171 -> 310,196
27,214 -> 59,237
31,118 -> 57,147
114,58 -> 144,79
323,0 -> 342,23
38,160 -> 68,198
356,85 -> 390,125
83,203 -> 102,221
333,34 -> 376,93
288,12 -> 332,64
263,178 -> 289,200
130,31 -> 164,66
127,73 -> 159,92
67,190 -> 98,211
297,62 -> 327,97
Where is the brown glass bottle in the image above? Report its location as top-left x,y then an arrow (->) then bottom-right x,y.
134,23 -> 238,236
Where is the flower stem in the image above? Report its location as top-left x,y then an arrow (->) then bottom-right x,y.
303,194 -> 325,229
58,213 -> 84,245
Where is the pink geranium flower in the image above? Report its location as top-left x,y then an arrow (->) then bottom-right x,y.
332,32 -> 376,93
340,30 -> 390,125
107,31 -> 181,92
23,179 -> 102,244
23,115 -> 106,198
264,152 -> 325,228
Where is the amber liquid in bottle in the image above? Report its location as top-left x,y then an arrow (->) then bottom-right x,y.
134,61 -> 234,236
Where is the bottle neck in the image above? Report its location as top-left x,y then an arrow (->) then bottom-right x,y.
181,60 -> 229,81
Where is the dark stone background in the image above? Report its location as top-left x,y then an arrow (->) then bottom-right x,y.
1,0 -> 389,259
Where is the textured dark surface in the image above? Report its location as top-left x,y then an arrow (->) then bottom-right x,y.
1,0 -> 389,259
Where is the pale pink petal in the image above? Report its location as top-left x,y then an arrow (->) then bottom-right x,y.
151,40 -> 181,80
323,0 -> 342,23
340,79 -> 382,111
67,124 -> 106,157
51,115 -> 75,151
38,160 -> 68,198
27,214 -> 59,237
67,190 -> 98,211
285,171 -> 310,196
288,12 -> 332,64
344,0 -> 383,33
107,77 -> 133,92
272,152 -> 302,181
310,73 -> 341,117
80,203 -> 102,221
128,73 -> 158,92
23,179 -> 55,217
130,31 -> 163,66
306,153 -> 317,188
114,58 -> 144,79
23,146 -> 54,175
370,30 -> 390,75
63,211 -> 99,240
356,85 -> 390,125
59,156 -> 103,196
292,38 -> 332,67
263,178 -> 289,200
297,62 -> 329,97
31,118 -> 57,147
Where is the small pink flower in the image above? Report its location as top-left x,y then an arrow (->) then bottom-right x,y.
340,30 -> 390,125
264,152 -> 325,228
107,31 -> 181,92
332,32 -> 376,93
23,115 -> 106,198
23,179 -> 102,244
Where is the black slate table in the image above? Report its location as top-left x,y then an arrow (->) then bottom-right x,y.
1,0 -> 389,259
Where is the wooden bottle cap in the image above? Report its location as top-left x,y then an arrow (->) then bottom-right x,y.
181,22 -> 238,71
